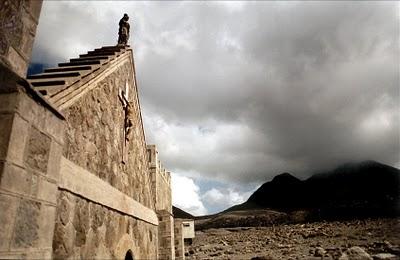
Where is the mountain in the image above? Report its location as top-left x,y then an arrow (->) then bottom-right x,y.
173,206 -> 194,219
227,160 -> 400,220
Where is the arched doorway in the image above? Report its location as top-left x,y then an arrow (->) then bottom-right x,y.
125,250 -> 134,260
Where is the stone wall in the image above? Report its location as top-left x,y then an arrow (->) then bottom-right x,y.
0,0 -> 43,77
62,58 -> 153,209
181,220 -> 195,239
148,145 -> 175,259
157,210 -> 175,260
52,190 -> 157,259
148,145 -> 172,213
0,67 -> 65,259
56,52 -> 160,258
174,220 -> 185,260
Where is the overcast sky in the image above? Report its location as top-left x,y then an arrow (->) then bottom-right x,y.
31,1 -> 399,215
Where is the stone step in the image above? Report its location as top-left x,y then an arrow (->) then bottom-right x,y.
35,84 -> 68,96
87,49 -> 118,55
27,72 -> 80,80
95,46 -> 125,51
58,60 -> 101,67
45,66 -> 92,73
38,90 -> 48,95
70,56 -> 109,62
80,51 -> 117,57
30,80 -> 66,87
32,46 -> 130,108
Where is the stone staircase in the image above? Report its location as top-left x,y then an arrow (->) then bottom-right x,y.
27,45 -> 131,110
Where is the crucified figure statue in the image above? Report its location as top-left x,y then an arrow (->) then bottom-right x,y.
118,83 -> 134,164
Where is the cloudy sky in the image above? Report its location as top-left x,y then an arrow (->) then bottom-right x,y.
30,1 -> 399,215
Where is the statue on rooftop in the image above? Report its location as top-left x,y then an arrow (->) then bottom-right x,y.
118,13 -> 130,46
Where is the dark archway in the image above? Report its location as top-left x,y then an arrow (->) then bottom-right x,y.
125,250 -> 134,260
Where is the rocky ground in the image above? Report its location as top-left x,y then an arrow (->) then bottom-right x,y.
185,218 -> 400,260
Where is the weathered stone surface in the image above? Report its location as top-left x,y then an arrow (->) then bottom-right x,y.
73,199 -> 90,247
7,113 -> 29,166
25,127 -> 51,172
53,190 -> 158,259
105,213 -> 118,249
149,145 -> 173,214
12,199 -> 41,248
0,86 -> 62,259
0,92 -> 18,113
23,0 -> 43,22
0,194 -> 19,250
59,157 -> 159,225
0,0 -> 42,77
90,202 -> 106,230
36,177 -> 57,203
62,60 -> 153,208
339,247 -> 373,260
52,220 -> 68,258
47,141 -> 63,181
14,89 -> 40,123
59,195 -> 71,225
0,162 -> 31,196
158,210 -> 175,259
6,47 -> 26,77
314,246 -> 327,257
0,114 -> 13,160
175,220 -> 185,260
37,204 -> 56,248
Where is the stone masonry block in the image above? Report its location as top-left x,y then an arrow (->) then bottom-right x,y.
17,91 -> 65,145
7,113 -> 29,166
43,109 -> 65,145
23,0 -> 43,23
16,90 -> 40,124
0,252 -> 26,259
36,177 -> 57,203
0,162 -> 31,196
0,194 -> 20,250
0,92 -> 18,113
27,249 -> 52,260
0,113 -> 13,161
7,46 -> 26,77
11,199 -> 41,249
22,6 -> 38,34
47,141 -> 62,181
25,127 -> 51,173
30,103 -> 46,132
20,34 -> 34,69
37,204 -> 56,248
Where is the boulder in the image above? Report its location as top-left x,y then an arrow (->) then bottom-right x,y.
339,246 -> 373,260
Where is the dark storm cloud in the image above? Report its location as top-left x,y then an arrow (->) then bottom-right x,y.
31,1 -> 399,185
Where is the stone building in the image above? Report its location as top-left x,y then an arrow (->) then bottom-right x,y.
174,218 -> 195,260
0,1 -> 178,259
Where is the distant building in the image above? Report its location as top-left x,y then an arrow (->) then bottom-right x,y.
182,220 -> 195,245
174,217 -> 195,259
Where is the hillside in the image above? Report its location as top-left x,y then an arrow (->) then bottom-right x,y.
197,161 -> 399,230
229,160 -> 400,220
173,206 -> 195,219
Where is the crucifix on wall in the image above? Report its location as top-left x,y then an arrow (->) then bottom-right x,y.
118,81 -> 134,164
